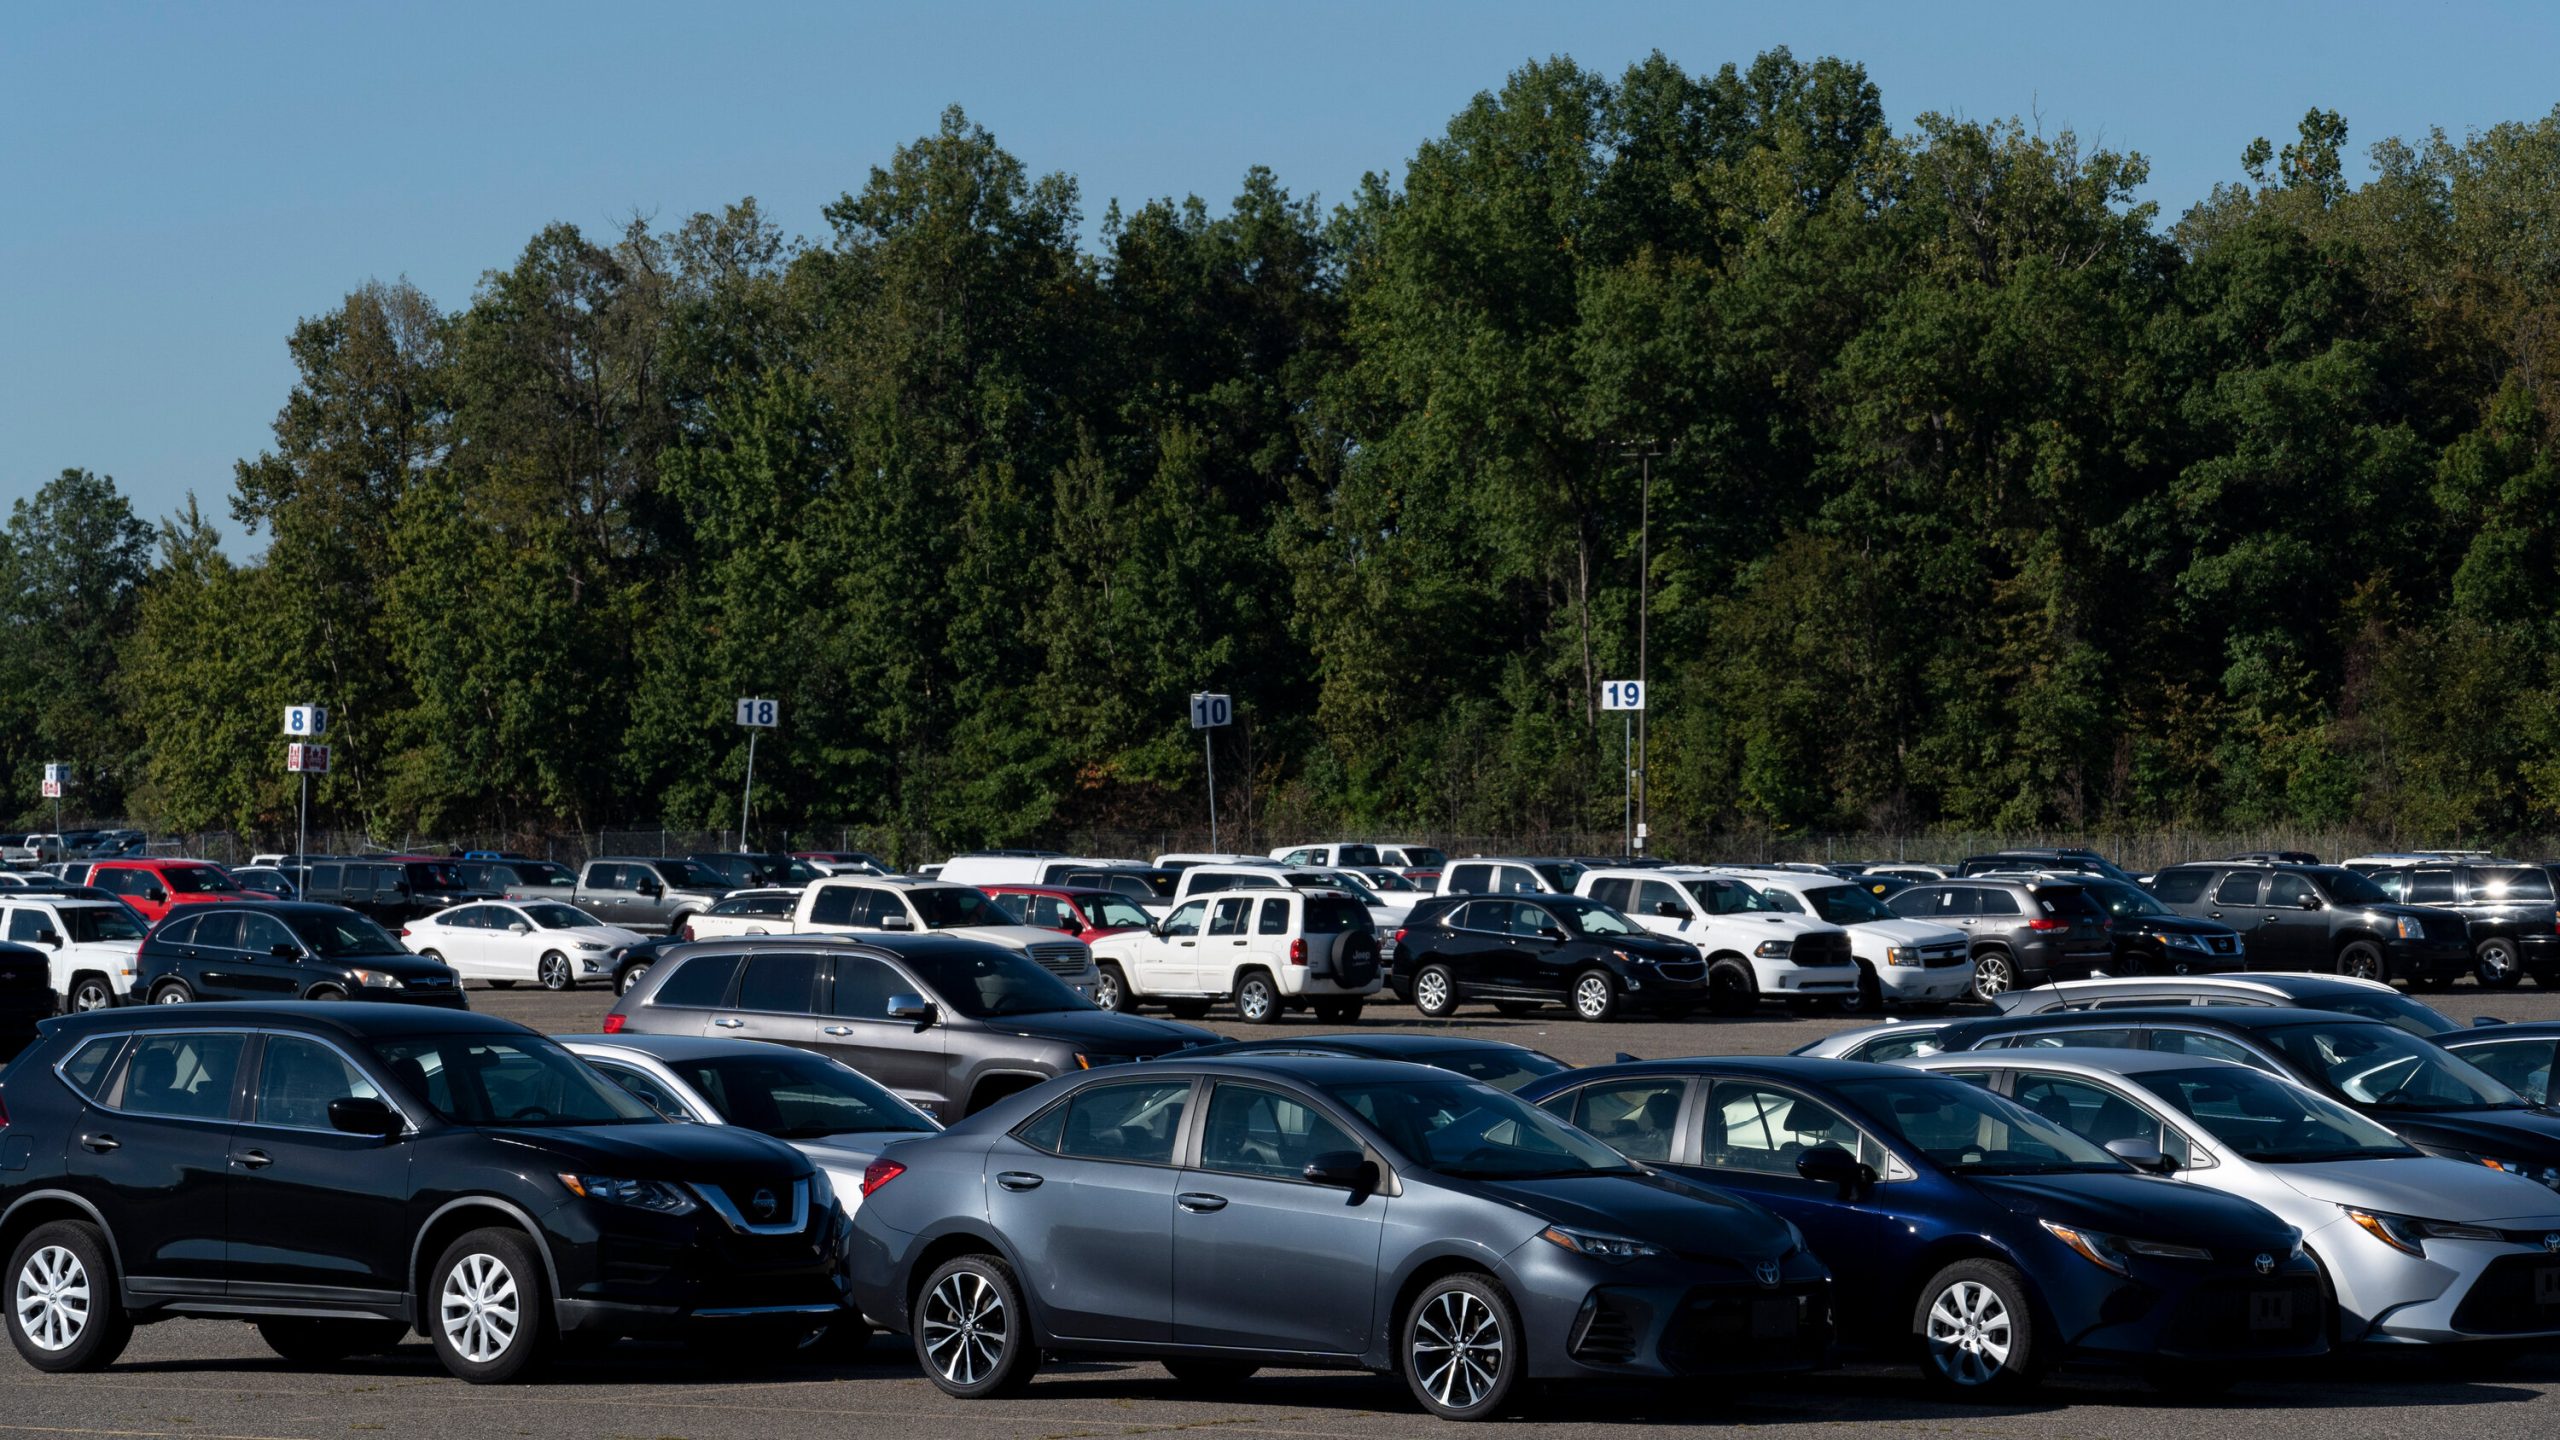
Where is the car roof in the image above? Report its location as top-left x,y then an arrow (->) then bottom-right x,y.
1134,1055 -> 1460,1085
1910,1046 -> 2249,1078
1941,1005 -> 2380,1042
1539,1055 -> 1905,1086
984,884 -> 1132,899
1182,1033 -> 1537,1060
159,899 -> 369,918
555,1032 -> 812,1062
37,999 -> 527,1041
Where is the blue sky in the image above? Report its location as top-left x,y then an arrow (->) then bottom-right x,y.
6,1 -> 2557,542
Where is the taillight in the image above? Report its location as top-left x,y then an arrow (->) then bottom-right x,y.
2026,918 -> 2066,932
397,928 -> 412,938
1289,938 -> 1308,966
601,1013 -> 626,1034
860,1158 -> 905,1197
1392,928 -> 1407,947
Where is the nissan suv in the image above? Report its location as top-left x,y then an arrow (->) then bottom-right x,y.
2144,862 -> 2470,987
1884,878 -> 2113,999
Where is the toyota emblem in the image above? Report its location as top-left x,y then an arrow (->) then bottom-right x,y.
1754,1259 -> 1781,1287
750,1187 -> 779,1221
2253,1252 -> 2275,1276
2544,1233 -> 2560,1255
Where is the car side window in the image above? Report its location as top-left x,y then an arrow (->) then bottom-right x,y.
1256,898 -> 1291,935
1448,864 -> 1491,894
2214,872 -> 2265,906
58,1035 -> 127,1099
6,909 -> 44,943
652,953 -> 741,1008
2009,1074 -> 2164,1153
1634,881 -> 1686,919
829,955 -> 906,1019
734,953 -> 819,1013
192,914 -> 243,950
254,1034 -> 384,1130
2146,1028 -> 2280,1073
1495,866 -> 1539,895
1513,906 -> 1560,938
1160,900 -> 1208,938
1704,1083 -> 1882,1175
1208,898 -> 1252,937
2010,1026 -> 2138,1051
807,885 -> 858,926
1041,1080 -> 1193,1166
2265,874 -> 2315,908
237,914 -> 297,955
2408,870 -> 2457,904
1587,877 -> 1631,910
1884,888 -> 1936,918
1562,1079 -> 1686,1163
589,1061 -> 692,1121
1199,1083 -> 1361,1180
1976,888 -> 2022,917
114,1032 -> 247,1121
2451,1039 -> 2556,1105
2149,869 -> 2211,904
155,914 -> 201,946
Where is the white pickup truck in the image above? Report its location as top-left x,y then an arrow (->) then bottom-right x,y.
0,894 -> 149,1011
791,876 -> 1099,998
1086,887 -> 1382,1023
1576,867 -> 1861,1014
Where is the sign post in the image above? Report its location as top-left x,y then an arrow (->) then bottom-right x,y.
1601,681 -> 1645,853
283,707 -> 329,868
734,699 -> 780,851
42,762 -> 68,834
1189,693 -> 1232,851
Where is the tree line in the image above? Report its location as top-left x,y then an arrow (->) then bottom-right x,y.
8,49 -> 2560,852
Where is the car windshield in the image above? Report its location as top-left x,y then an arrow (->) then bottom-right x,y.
62,906 -> 147,943
2307,867 -> 2391,905
668,1052 -> 937,1140
1323,1077 -> 1637,1180
1408,1046 -> 1573,1093
901,948 -> 1092,1018
2259,1021 -> 2524,1111
405,863 -> 467,892
374,1032 -> 660,1127
1833,1076 -> 2124,1174
910,886 -> 1014,928
653,861 -> 721,888
1543,896 -> 1637,936
2077,879 -> 2172,918
2143,1065 -> 2419,1163
1398,848 -> 1448,869
521,903 -> 603,929
285,911 -> 405,957
1087,895 -> 1156,929
1359,869 -> 1424,894
1799,884 -> 1896,925
510,861 -> 574,886
1295,872 -> 1384,907
1532,861 -> 1587,892
163,865 -> 238,894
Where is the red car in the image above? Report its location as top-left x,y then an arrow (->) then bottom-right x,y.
982,884 -> 1157,944
86,858 -> 250,924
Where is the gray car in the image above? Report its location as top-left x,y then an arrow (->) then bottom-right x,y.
1885,878 -> 2113,1000
848,1056 -> 1834,1420
574,856 -> 731,934
604,933 -> 1217,1120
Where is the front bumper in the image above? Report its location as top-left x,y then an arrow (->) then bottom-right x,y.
546,1193 -> 856,1337
1874,955 -> 1974,1000
1503,1239 -> 1833,1380
2054,1260 -> 2328,1365
2385,937 -> 2472,980
2314,1220 -> 2560,1344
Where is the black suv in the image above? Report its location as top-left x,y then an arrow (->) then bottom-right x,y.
0,941 -> 58,1061
135,901 -> 466,1007
293,857 -> 496,927
2039,875 -> 2246,977
1388,893 -> 1709,1021
0,1005 -> 850,1382
604,934 -> 1215,1120
2145,862 -> 2470,986
2362,862 -> 2560,989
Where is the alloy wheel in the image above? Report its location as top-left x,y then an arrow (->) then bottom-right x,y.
1415,969 -> 1451,1013
153,985 -> 188,1005
14,1246 -> 89,1352
539,954 -> 571,990
1924,1280 -> 2012,1388
440,1252 -> 520,1365
69,980 -> 112,1013
1573,975 -> 1611,1019
920,1270 -> 1008,1387
1971,954 -> 2011,1000
1411,1288 -> 1504,1411
1094,969 -> 1122,1010
1237,977 -> 1275,1022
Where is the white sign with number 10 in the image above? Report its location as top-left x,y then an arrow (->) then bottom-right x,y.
1601,680 -> 1645,711
1189,693 -> 1232,729
735,699 -> 780,728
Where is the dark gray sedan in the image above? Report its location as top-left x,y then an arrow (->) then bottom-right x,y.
849,1056 -> 1834,1421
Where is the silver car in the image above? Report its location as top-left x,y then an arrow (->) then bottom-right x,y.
562,1033 -> 941,1210
1904,1048 -> 2560,1349
1792,1018 -> 1961,1062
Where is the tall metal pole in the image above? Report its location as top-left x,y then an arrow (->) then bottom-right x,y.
296,768 -> 308,873
739,729 -> 760,852
1204,730 -> 1219,852
1620,441 -> 1661,851
1622,713 -> 1633,855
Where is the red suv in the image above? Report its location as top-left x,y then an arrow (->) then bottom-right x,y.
982,884 -> 1156,944
86,858 -> 249,924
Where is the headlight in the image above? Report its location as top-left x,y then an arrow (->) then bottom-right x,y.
1537,1224 -> 1663,1263
808,1166 -> 837,1214
2396,916 -> 2428,941
1610,948 -> 1653,966
2346,1207 -> 2501,1256
556,1173 -> 699,1215
347,969 -> 407,989
1779,1217 -> 1810,1259
2473,1156 -> 2560,1190
2039,1219 -> 2211,1275
1754,940 -> 1793,959
1884,946 -> 1920,967
2158,931 -> 2206,949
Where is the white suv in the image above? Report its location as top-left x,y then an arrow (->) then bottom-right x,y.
0,894 -> 149,1011
1576,867 -> 1861,1014
1434,857 -> 1587,897
791,877 -> 1099,998
1087,887 -> 1383,1024
1716,868 -> 1974,1009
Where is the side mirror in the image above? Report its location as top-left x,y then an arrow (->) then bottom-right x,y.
1302,1150 -> 1379,1193
1654,902 -> 1683,919
1794,1143 -> 1871,1192
887,994 -> 936,1026
879,914 -> 914,931
269,943 -> 300,959
146,887 -> 168,904
328,1097 -> 404,1138
2105,1137 -> 2179,1175
32,929 -> 60,948
1147,920 -> 1165,937
639,882 -> 663,898
2297,894 -> 2323,911
508,923 -> 530,935
1537,926 -> 1565,942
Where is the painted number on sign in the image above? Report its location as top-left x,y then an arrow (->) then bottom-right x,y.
1601,680 -> 1645,711
1189,693 -> 1233,729
735,699 -> 780,728
284,705 -> 328,736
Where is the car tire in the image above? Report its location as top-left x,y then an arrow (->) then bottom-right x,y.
538,952 -> 574,991
2475,938 -> 2524,990
1968,949 -> 2015,1002
1706,959 -> 1757,1017
6,1221 -> 132,1373
2335,941 -> 2386,984
1400,1272 -> 1521,1421
1412,964 -> 1460,1018
1313,1000 -> 1362,1024
913,1254 -> 1038,1399
1163,1357 -> 1260,1389
1570,970 -> 1618,1022
1914,1259 -> 2041,1397
427,1228 -> 555,1385
258,1317 -> 409,1365
67,976 -> 116,1012
1233,969 -> 1281,1025
615,964 -> 650,997
149,980 -> 191,1005
1831,963 -> 1884,1015
1094,963 -> 1134,1013
305,986 -> 347,1002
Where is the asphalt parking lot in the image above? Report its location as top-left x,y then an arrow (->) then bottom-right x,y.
15,979 -> 2560,1438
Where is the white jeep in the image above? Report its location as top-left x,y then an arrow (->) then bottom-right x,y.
1086,887 -> 1383,1024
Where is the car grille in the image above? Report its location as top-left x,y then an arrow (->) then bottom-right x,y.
1568,1292 -> 1647,1365
1026,941 -> 1090,978
405,973 -> 454,989
2206,935 -> 2238,955
1654,960 -> 1706,984
2451,1255 -> 2560,1334
1790,933 -> 1852,967
1922,944 -> 1969,967
1656,1283 -> 1831,1375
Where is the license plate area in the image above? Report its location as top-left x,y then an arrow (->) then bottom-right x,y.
1750,1298 -> 1798,1339
2248,1291 -> 2294,1331
2535,1265 -> 2560,1307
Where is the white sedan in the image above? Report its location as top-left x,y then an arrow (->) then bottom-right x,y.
403,899 -> 646,991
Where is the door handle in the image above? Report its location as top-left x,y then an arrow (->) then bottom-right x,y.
233,1149 -> 273,1170
712,1018 -> 745,1029
1177,1192 -> 1229,1213
78,1133 -> 118,1153
996,1172 -> 1045,1192
1178,940 -> 1195,948
822,1025 -> 853,1036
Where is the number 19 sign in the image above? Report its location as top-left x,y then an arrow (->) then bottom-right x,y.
735,699 -> 780,728
1601,680 -> 1646,711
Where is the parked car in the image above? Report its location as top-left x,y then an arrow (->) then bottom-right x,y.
294,857 -> 496,927
2438,1023 -> 2560,1106
0,895 -> 146,1011
1374,844 -> 1449,874
1168,1033 -> 1572,1092
134,901 -> 466,1008
2050,876 -> 2247,976
791,876 -> 1098,999
687,852 -> 826,891
2144,862 -> 2471,986
979,884 -> 1155,945
1723,870 -> 1976,1010
226,865 -> 299,900
1084,886 -> 1383,1022
1883,878 -> 2113,1000
572,856 -> 733,935
602,934 -> 1214,1120
0,941 -> 59,1061
1519,1057 -> 2325,1394
1387,894 -> 1707,1022
1863,864 -> 1950,882
794,850 -> 893,876
1956,849 -> 2141,883
1927,1007 -> 2560,1192
1577,866 -> 1859,1015
1267,842 -> 1389,868
852,1056 -> 1836,1418
453,856 -> 577,902
1348,866 -> 1434,902
680,887 -> 803,941
937,853 -> 1151,889
1990,974 -> 2466,1037
2360,860 -> 2560,988
401,899 -> 645,991
1906,1049 -> 2560,1353
84,859 -> 246,926
2228,850 -> 2321,865
1433,857 -> 1587,898
0,1004 -> 850,1382
563,1033 -> 941,1215
1790,1019 -> 1964,1063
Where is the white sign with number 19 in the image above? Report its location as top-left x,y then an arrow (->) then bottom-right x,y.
1601,680 -> 1645,711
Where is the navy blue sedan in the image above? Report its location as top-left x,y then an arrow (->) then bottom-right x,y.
1519,1057 -> 2326,1395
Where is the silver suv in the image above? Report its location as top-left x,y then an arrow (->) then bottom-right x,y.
1884,878 -> 2112,999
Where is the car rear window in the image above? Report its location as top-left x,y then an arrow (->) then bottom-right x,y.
2149,869 -> 2211,905
1304,897 -> 1370,934
2476,867 -> 2555,902
2032,886 -> 2102,918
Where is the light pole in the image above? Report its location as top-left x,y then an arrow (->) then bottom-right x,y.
1620,441 -> 1661,850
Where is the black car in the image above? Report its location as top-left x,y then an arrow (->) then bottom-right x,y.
2144,862 -> 2470,986
1929,1006 -> 2560,1192
1170,1034 -> 1573,1092
134,901 -> 466,1008
1390,894 -> 1708,1022
2061,877 -> 2247,976
0,941 -> 60,1062
2363,862 -> 2560,989
605,934 -> 1216,1119
687,852 -> 826,890
0,1005 -> 849,1382
293,857 -> 497,927
2440,1022 -> 2560,1106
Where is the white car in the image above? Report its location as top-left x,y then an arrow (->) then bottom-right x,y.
1576,866 -> 1860,1013
1718,868 -> 1975,1008
1151,852 -> 1282,872
0,895 -> 147,1011
1434,857 -> 1587,897
402,899 -> 646,991
678,887 -> 801,940
1087,886 -> 1383,1022
793,877 -> 1098,998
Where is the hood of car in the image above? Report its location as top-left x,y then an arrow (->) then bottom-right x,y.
2381,1106 -> 2560,1164
1473,1168 -> 1797,1257
1970,1171 -> 2298,1250
1844,918 -> 1968,947
556,926 -> 648,947
944,923 -> 1090,950
2269,1155 -> 2560,1225
329,951 -> 459,978
974,1007 -> 1217,1053
490,1120 -> 809,1181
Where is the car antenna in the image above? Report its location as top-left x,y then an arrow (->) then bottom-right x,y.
1614,1052 -> 1641,1065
